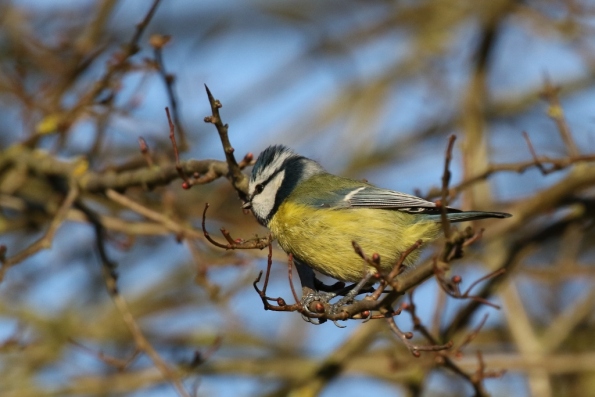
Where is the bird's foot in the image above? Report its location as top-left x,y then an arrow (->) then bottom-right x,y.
328,287 -> 362,313
300,290 -> 336,324
300,273 -> 375,326
327,272 -> 375,318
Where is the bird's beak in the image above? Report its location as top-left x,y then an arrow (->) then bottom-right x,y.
242,201 -> 252,210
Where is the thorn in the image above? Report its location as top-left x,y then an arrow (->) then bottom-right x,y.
204,84 -> 213,100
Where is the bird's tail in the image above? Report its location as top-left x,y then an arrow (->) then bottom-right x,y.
425,210 -> 511,223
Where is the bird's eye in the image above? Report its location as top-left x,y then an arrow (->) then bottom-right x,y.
254,184 -> 264,194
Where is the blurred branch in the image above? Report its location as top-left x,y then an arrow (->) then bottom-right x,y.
343,70 -> 595,176
69,339 -> 140,371
0,183 -> 79,281
33,0 -> 163,142
10,350 -> 595,397
0,144 -> 246,192
283,321 -> 385,396
444,201 -> 593,340
426,149 -> 595,200
109,292 -> 191,397
166,106 -> 191,188
80,200 -> 191,397
151,34 -> 188,150
439,134 -> 456,238
540,285 -> 595,353
459,0 -> 513,212
542,76 -> 580,158
500,280 -> 552,397
105,189 -> 202,240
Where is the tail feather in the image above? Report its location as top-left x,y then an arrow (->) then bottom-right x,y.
425,210 -> 511,223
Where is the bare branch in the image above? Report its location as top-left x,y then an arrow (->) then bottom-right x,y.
203,85 -> 249,200
440,135 -> 456,238
201,203 -> 271,250
0,184 -> 79,281
152,34 -> 187,150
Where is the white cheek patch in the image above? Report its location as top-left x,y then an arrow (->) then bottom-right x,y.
251,170 -> 285,222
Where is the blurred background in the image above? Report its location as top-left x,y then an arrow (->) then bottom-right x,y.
1,0 -> 595,396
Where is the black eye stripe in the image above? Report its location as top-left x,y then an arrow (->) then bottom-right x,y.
253,158 -> 294,195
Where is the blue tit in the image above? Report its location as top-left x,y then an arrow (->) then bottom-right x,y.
242,145 -> 510,292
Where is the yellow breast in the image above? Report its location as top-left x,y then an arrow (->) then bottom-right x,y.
268,201 -> 441,282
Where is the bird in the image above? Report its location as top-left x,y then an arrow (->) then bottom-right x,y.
242,145 -> 510,303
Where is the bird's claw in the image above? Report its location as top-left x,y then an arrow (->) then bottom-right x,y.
300,291 -> 336,314
301,291 -> 336,324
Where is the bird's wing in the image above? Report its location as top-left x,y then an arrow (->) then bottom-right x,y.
348,187 -> 435,208
322,185 -> 511,220
303,184 -> 445,214
341,186 -> 440,212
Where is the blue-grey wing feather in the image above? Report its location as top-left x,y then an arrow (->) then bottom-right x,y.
304,186 -> 439,213
342,186 -> 510,220
298,181 -> 510,220
346,187 -> 437,209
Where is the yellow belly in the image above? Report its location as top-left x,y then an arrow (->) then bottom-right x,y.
268,201 -> 441,282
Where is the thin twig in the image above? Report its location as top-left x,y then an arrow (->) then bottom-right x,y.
166,107 -> 191,187
253,269 -> 302,314
138,137 -> 154,167
69,339 -> 140,371
387,240 -> 424,282
434,260 -> 504,309
541,76 -> 580,158
190,336 -> 223,367
262,242 -> 274,294
456,313 -> 489,356
461,268 -> 506,301
523,131 -> 549,175
71,0 -> 162,116
287,254 -> 301,305
403,290 -> 497,394
128,0 -> 162,52
201,203 -> 271,249
203,85 -> 249,200
152,35 -> 187,150
386,316 -> 451,357
440,135 -> 457,238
